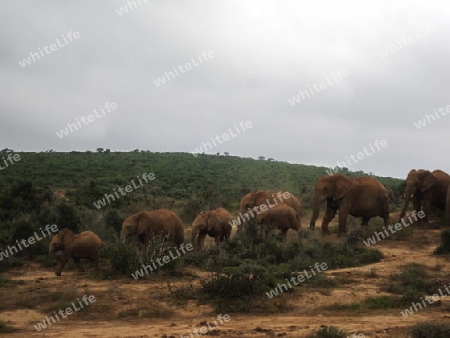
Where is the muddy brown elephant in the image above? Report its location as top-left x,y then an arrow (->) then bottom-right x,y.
446,185 -> 450,226
121,209 -> 185,247
191,208 -> 232,250
239,190 -> 301,217
256,203 -> 301,241
310,174 -> 390,234
399,169 -> 450,224
49,228 -> 102,276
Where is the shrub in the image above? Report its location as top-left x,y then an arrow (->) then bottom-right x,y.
434,229 -> 450,254
363,296 -> 402,309
410,321 -> 450,337
383,263 -> 439,304
306,325 -> 348,338
0,321 -> 15,334
102,234 -> 183,278
104,209 -> 123,233
201,264 -> 275,299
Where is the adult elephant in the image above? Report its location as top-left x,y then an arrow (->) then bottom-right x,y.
191,208 -> 232,250
399,169 -> 450,224
239,190 -> 301,216
446,185 -> 450,226
310,174 -> 390,234
49,228 -> 102,276
121,209 -> 185,247
256,203 -> 301,241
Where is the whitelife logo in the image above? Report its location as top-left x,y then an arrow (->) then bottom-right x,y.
191,121 -> 253,157
153,50 -> 215,87
0,224 -> 58,261
93,173 -> 155,209
56,102 -> 118,139
18,31 -> 81,68
288,69 -> 350,106
34,294 -> 96,331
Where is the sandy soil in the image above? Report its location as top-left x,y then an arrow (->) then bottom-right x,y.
2,225 -> 450,338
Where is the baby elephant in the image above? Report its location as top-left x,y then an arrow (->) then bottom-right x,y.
49,228 -> 102,276
256,203 -> 301,241
191,208 -> 233,250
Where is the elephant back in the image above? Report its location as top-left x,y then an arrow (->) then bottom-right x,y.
71,231 -> 102,259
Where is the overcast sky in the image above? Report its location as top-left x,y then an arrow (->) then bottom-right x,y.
1,1 -> 449,178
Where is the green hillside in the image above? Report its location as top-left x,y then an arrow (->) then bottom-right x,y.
0,150 -> 403,205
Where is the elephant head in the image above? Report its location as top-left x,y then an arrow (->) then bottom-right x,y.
49,228 -> 74,257
310,174 -> 352,230
191,212 -> 209,245
120,211 -> 153,244
399,169 -> 436,220
239,190 -> 270,214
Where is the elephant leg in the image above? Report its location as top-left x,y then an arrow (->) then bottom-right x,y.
412,195 -> 423,224
422,197 -> 431,224
91,255 -> 99,269
281,229 -> 288,242
321,208 -> 337,234
73,257 -> 85,272
382,211 -> 390,227
361,217 -> 370,227
413,195 -> 421,214
197,233 -> 206,251
338,209 -> 349,233
55,254 -> 70,276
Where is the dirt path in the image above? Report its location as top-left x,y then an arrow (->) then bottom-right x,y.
2,229 -> 450,337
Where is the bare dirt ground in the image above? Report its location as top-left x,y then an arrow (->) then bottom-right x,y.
2,224 -> 450,337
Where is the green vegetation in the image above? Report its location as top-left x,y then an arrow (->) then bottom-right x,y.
0,321 -> 15,334
434,229 -> 450,254
0,151 -> 403,209
326,263 -> 447,312
180,219 -> 383,313
410,322 -> 450,337
0,151 -> 401,274
306,325 -> 349,338
382,263 -> 442,304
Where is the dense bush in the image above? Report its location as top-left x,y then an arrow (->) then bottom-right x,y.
434,229 -> 450,254
101,234 -> 183,278
410,322 -> 450,337
104,210 -> 123,233
306,325 -> 348,338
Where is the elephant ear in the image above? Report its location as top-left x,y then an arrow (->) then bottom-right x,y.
137,212 -> 152,235
254,190 -> 269,205
59,228 -> 74,249
421,172 -> 436,192
333,177 -> 352,201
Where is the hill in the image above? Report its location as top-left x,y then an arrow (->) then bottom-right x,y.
0,150 -> 403,208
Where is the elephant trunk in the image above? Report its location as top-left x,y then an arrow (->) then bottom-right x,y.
191,226 -> 199,249
310,194 -> 323,230
399,185 -> 414,221
446,187 -> 450,226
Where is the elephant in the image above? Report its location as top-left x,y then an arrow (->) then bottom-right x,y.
239,190 -> 301,217
48,228 -> 102,276
256,203 -> 301,241
191,207 -> 233,250
310,174 -> 390,234
120,209 -> 185,247
446,185 -> 450,226
399,169 -> 450,224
